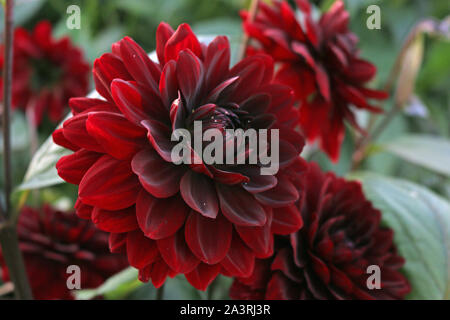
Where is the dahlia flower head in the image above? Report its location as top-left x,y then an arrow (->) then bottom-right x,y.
53,22 -> 307,290
0,21 -> 90,126
0,205 -> 127,300
241,0 -> 388,161
230,163 -> 410,300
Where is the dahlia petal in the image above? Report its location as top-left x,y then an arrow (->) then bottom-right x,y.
185,212 -> 232,264
209,167 -> 249,185
93,53 -> 132,101
69,97 -> 117,115
86,111 -> 146,160
170,93 -> 188,130
271,248 -> 303,282
309,254 -> 331,284
56,149 -> 100,185
330,265 -> 353,294
33,21 -> 51,49
235,210 -> 273,258
52,128 -> 79,151
204,36 -> 230,91
185,263 -> 221,291
275,64 -> 315,101
62,114 -> 105,153
347,58 -> 377,82
92,206 -> 138,233
254,176 -> 299,208
164,23 -> 202,62
132,149 -> 185,198
119,36 -> 160,92
157,230 -> 200,273
271,205 -> 303,235
291,41 -> 316,69
159,60 -> 178,108
126,230 -> 159,269
136,190 -> 188,240
206,76 -> 240,103
314,63 -> 331,101
79,155 -> 140,210
110,79 -> 151,126
156,22 -> 175,65
217,184 -> 267,227
109,232 -> 127,253
141,119 -> 174,162
265,273 -> 298,300
221,233 -> 255,277
180,171 -> 219,219
240,93 -> 271,115
176,50 -> 204,109
148,260 -> 171,288
358,87 -> 389,100
75,200 -> 93,220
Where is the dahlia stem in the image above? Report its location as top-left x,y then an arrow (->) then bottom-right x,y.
238,0 -> 259,61
156,284 -> 165,300
351,17 -> 443,170
0,0 -> 33,300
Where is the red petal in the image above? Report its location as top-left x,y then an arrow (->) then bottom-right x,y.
220,233 -> 255,277
79,155 -> 140,210
185,212 -> 232,264
185,263 -> 221,291
62,114 -> 104,152
56,149 -> 100,185
164,23 -> 202,62
69,97 -> 117,115
217,184 -> 267,227
132,148 -> 185,198
126,230 -> 159,269
254,175 -> 299,208
271,205 -> 303,235
93,53 -> 132,101
141,119 -> 174,162
156,22 -> 175,65
176,50 -> 204,109
109,232 -> 127,253
180,171 -> 219,219
86,111 -> 146,160
119,36 -> 160,92
159,60 -> 178,108
157,230 -> 200,273
92,206 -> 138,233
136,190 -> 188,240
52,128 -> 79,151
235,209 -> 274,258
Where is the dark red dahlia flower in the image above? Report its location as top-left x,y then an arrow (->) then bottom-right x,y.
53,22 -> 307,290
0,21 -> 89,126
242,0 -> 388,161
0,205 -> 127,300
230,162 -> 410,300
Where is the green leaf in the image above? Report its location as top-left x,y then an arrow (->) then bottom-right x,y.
382,134 -> 450,177
76,267 -> 140,300
349,172 -> 450,299
17,131 -> 70,191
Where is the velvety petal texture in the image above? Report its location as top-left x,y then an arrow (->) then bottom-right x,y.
241,0 -> 387,161
0,21 -> 89,126
230,162 -> 410,300
0,206 -> 127,300
53,22 -> 306,290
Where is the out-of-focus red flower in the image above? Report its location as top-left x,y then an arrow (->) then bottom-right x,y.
241,0 -> 388,161
230,162 -> 410,300
0,205 -> 127,300
0,21 -> 90,126
53,22 -> 307,290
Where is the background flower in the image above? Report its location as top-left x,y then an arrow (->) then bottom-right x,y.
230,162 -> 410,300
53,22 -> 307,291
0,21 -> 89,126
241,0 -> 388,161
0,205 -> 127,299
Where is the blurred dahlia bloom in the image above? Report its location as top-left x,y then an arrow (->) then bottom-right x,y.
0,205 -> 127,300
53,22 -> 307,290
241,0 -> 388,161
230,163 -> 410,300
0,21 -> 89,126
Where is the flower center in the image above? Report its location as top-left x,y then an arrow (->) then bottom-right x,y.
30,58 -> 63,91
